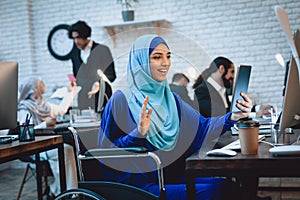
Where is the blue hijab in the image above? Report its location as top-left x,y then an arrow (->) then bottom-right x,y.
124,34 -> 180,151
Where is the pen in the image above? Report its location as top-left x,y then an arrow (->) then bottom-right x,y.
25,114 -> 29,125
25,113 -> 32,126
27,114 -> 32,125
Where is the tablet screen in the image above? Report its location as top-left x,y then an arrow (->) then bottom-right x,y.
230,65 -> 252,113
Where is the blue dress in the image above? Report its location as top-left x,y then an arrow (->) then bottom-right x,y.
97,90 -> 241,200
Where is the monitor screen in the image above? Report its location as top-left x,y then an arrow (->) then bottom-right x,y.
279,29 -> 300,131
0,62 -> 18,130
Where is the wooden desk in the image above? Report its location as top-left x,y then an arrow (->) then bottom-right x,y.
0,135 -> 66,200
185,131 -> 300,200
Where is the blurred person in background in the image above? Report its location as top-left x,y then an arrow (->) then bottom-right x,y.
17,76 -> 80,198
169,73 -> 197,109
193,56 -> 272,118
68,20 -> 116,112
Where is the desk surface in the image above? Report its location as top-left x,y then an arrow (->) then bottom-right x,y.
185,130 -> 300,200
186,130 -> 300,176
0,135 -> 63,163
0,135 -> 66,199
54,121 -> 100,129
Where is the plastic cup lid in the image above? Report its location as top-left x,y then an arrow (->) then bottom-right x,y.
237,120 -> 260,128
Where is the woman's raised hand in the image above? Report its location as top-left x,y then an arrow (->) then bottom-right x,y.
138,96 -> 153,136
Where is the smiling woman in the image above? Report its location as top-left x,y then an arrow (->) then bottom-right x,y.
94,34 -> 255,200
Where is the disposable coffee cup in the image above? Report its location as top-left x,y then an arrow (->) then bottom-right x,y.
237,120 -> 260,155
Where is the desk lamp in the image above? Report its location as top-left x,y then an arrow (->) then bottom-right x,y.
275,53 -> 285,67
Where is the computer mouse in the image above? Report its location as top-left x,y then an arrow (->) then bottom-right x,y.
206,149 -> 237,157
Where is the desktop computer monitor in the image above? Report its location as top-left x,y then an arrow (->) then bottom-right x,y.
0,62 -> 18,130
279,29 -> 300,131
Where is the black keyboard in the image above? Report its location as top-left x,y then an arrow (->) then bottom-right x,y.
0,136 -> 18,144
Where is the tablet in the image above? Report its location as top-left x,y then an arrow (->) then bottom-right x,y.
230,65 -> 252,113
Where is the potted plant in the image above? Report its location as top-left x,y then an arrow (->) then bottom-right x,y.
117,0 -> 139,22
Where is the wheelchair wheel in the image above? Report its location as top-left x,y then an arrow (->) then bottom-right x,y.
54,188 -> 106,200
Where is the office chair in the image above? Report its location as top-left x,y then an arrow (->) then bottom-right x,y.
54,126 -> 166,200
7,126 -> 54,200
17,156 -> 53,200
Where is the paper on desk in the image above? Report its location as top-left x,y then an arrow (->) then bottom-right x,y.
51,87 -> 68,98
51,86 -> 81,98
72,86 -> 81,97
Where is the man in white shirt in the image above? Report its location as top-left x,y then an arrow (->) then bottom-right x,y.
68,21 -> 116,112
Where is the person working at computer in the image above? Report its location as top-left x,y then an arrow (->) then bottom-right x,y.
68,20 -> 116,112
193,56 -> 272,118
169,73 -> 197,109
97,34 -> 255,200
17,76 -> 80,199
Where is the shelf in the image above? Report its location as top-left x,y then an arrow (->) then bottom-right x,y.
103,19 -> 172,46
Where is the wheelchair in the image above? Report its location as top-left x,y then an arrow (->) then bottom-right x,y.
54,126 -> 166,200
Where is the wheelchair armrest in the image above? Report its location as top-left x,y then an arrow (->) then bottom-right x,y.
84,147 -> 148,157
82,147 -> 162,176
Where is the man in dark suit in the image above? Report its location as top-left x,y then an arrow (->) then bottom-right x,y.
193,57 -> 272,118
193,57 -> 273,200
169,73 -> 197,109
193,57 -> 235,117
68,21 -> 116,112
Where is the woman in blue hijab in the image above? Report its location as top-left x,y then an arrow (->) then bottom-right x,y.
97,34 -> 253,199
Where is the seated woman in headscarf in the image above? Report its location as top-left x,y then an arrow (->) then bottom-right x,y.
96,35 -> 253,200
17,76 -> 80,198
18,77 -> 78,128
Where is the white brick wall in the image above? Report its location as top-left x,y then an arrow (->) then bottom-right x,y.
1,0 -> 300,108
